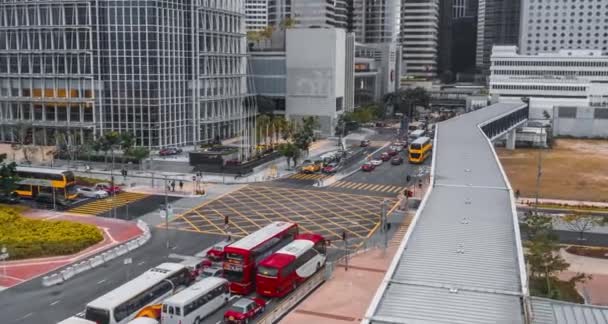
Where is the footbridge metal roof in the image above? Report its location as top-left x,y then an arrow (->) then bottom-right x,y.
364,102 -> 529,324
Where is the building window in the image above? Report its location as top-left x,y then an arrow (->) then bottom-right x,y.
593,109 -> 608,119
558,107 -> 577,119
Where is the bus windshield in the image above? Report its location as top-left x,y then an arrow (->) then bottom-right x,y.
85,307 -> 110,324
257,266 -> 278,278
226,253 -> 244,262
224,269 -> 244,282
410,144 -> 421,150
410,153 -> 421,158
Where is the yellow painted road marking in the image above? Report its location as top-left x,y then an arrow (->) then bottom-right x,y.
192,209 -> 226,234
378,185 -> 392,192
332,181 -> 346,188
176,214 -> 203,233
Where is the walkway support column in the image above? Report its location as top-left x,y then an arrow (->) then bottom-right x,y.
506,128 -> 516,150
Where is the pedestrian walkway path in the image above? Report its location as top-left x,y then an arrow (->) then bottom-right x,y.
287,173 -> 331,181
69,192 -> 148,215
329,181 -> 406,194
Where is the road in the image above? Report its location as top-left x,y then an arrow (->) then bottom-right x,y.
0,228 -> 223,324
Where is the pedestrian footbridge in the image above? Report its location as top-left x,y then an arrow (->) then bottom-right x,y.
363,102 -> 530,323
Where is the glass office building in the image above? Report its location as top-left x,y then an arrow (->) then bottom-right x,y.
0,0 -> 255,148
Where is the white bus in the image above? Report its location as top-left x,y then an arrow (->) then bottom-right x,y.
409,129 -> 426,141
57,317 -> 96,324
84,263 -> 192,324
161,277 -> 230,324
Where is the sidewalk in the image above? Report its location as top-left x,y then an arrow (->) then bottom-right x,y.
559,248 -> 608,305
282,213 -> 414,323
518,197 -> 608,208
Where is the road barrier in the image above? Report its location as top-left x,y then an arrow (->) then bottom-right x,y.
42,273 -> 64,287
41,221 -> 152,287
256,268 -> 326,324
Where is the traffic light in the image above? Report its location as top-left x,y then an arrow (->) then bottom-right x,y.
342,231 -> 346,241
224,215 -> 229,226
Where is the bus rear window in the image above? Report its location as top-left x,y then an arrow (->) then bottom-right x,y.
85,307 -> 110,324
410,144 -> 421,150
227,253 -> 244,262
257,266 -> 278,278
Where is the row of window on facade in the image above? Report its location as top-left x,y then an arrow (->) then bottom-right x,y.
558,106 -> 608,119
493,60 -> 608,67
491,70 -> 608,76
492,84 -> 586,92
0,55 -> 92,75
1,30 -> 92,51
0,5 -> 90,27
0,103 -> 94,123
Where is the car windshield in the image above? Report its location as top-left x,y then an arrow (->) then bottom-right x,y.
257,266 -> 278,278
229,304 -> 247,314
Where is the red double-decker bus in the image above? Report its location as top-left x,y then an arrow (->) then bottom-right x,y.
256,233 -> 327,298
222,222 -> 298,294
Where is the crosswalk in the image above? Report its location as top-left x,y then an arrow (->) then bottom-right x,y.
329,181 -> 406,194
69,192 -> 148,215
287,173 -> 329,181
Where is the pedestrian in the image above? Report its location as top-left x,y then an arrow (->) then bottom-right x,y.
171,180 -> 176,192
179,180 -> 183,191
406,174 -> 411,183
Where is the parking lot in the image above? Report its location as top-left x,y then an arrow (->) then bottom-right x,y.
166,185 -> 396,242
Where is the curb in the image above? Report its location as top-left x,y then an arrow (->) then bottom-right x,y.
41,220 -> 151,287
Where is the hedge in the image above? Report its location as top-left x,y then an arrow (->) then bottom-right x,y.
0,206 -> 103,260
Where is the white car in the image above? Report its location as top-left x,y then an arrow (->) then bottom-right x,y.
390,145 -> 403,152
77,187 -> 108,199
370,158 -> 383,166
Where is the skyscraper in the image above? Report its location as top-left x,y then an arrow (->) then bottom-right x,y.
401,0 -> 440,78
476,0 -> 520,73
519,0 -> 608,55
0,0 -> 254,148
265,0 -> 351,29
352,0 -> 401,44
245,0 -> 269,31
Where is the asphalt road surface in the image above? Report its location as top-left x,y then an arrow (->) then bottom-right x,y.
0,228 -> 223,324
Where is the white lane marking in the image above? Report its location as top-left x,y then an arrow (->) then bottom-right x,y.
97,279 -> 106,284
50,300 -> 61,306
18,312 -> 33,320
215,321 -> 222,324
137,261 -> 146,266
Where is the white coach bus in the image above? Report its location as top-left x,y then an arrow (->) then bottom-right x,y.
161,277 -> 230,324
84,263 -> 192,324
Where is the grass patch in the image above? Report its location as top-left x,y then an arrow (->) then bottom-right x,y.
0,205 -> 103,260
530,277 -> 584,304
566,246 -> 608,260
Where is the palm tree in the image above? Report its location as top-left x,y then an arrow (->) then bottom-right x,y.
273,116 -> 287,144
256,114 -> 271,146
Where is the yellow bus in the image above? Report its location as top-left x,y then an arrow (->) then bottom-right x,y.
408,136 -> 432,164
15,166 -> 78,200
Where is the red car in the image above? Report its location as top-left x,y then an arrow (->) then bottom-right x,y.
322,162 -> 339,174
361,162 -> 375,172
224,297 -> 266,323
94,183 -> 121,194
380,152 -> 391,161
387,149 -> 397,156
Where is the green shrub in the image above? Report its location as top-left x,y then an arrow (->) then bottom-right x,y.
0,206 -> 103,260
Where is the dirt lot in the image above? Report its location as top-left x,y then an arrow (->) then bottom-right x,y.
497,139 -> 608,202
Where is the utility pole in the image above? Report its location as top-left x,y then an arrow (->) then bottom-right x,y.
1,246 -> 8,280
381,199 -> 388,251
342,231 -> 348,271
534,134 -> 543,216
164,175 -> 170,249
110,147 -> 116,218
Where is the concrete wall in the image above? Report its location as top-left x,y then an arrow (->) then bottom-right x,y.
498,96 -> 588,120
553,106 -> 608,138
286,28 -> 346,136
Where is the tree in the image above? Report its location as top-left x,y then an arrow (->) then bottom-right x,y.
278,142 -> 298,169
129,147 -> 150,171
11,122 -> 33,163
398,87 -> 431,117
563,212 -> 604,241
260,25 -> 274,41
281,120 -> 296,141
0,153 -> 19,196
542,110 -> 551,120
256,114 -> 272,146
120,133 -> 135,165
273,116 -> 287,144
279,17 -> 296,29
102,131 -> 121,170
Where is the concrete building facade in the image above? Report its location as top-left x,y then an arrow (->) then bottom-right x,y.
0,0 -> 255,148
519,0 -> 608,56
266,0 -> 351,29
352,0 -> 401,44
490,46 -> 608,120
400,0 -> 440,79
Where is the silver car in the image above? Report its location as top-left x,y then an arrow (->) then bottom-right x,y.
77,187 -> 108,199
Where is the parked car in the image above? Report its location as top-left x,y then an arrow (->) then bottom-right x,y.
77,187 -> 109,199
361,163 -> 376,172
322,162 -> 339,174
94,183 -> 121,194
360,139 -> 371,147
159,147 -> 182,156
387,149 -> 398,156
370,158 -> 383,166
0,192 -> 20,204
224,297 -> 266,324
391,156 -> 404,165
202,266 -> 224,278
380,152 -> 391,161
